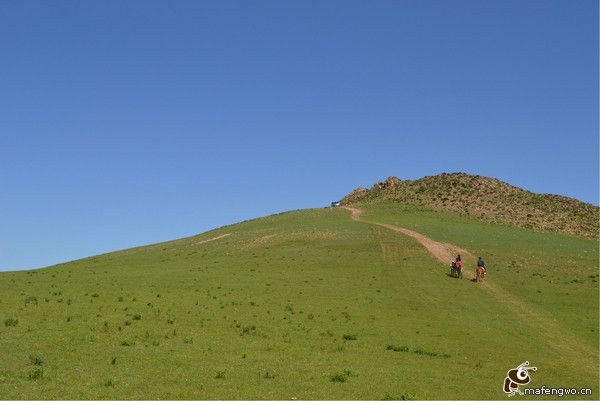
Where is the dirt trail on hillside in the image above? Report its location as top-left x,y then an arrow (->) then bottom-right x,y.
193,233 -> 231,245
342,206 -> 597,367
344,206 -> 473,270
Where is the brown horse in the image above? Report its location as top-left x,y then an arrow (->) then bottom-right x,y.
476,267 -> 485,282
450,260 -> 463,279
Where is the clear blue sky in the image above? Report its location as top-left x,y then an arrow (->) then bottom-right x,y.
1,0 -> 598,271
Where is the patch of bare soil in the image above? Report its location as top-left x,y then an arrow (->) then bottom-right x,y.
244,230 -> 352,249
343,206 -> 364,221
244,234 -> 279,249
192,233 -> 231,245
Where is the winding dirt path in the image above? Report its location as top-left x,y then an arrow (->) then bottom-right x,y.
344,206 -> 474,275
342,206 -> 596,366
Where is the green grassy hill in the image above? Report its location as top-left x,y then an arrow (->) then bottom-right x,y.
0,177 -> 598,399
341,173 -> 599,238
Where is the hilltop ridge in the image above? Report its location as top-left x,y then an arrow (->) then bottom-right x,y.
341,173 -> 599,238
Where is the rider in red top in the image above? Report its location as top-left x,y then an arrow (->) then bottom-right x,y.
455,254 -> 462,269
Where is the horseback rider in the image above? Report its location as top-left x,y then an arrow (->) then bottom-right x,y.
455,254 -> 462,269
477,256 -> 486,273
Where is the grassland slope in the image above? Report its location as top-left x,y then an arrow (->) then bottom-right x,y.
341,173 -> 599,238
0,187 -> 597,399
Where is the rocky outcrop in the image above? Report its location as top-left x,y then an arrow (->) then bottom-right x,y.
340,172 -> 599,239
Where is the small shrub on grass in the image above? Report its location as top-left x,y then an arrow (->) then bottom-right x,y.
103,378 -> 114,387
120,340 -> 133,346
386,344 -> 409,352
263,370 -> 276,379
330,373 -> 346,382
24,296 -> 38,305
132,314 -> 141,320
330,370 -> 352,383
382,392 -> 417,400
413,347 -> 450,358
414,347 -> 430,355
241,325 -> 257,336
342,333 -> 357,340
111,357 -> 117,365
4,318 -> 18,327
28,367 -> 43,380
124,320 -> 131,326
29,355 -> 44,366
215,370 -> 226,379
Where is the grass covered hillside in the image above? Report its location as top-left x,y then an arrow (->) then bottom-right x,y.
0,197 -> 597,399
341,173 -> 599,238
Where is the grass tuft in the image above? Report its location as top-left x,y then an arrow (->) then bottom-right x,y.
262,370 -> 276,379
28,367 -> 43,380
329,370 -> 352,383
386,344 -> 409,352
29,355 -> 44,366
382,392 -> 417,400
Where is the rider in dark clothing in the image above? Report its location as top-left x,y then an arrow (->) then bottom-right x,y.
477,257 -> 486,272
